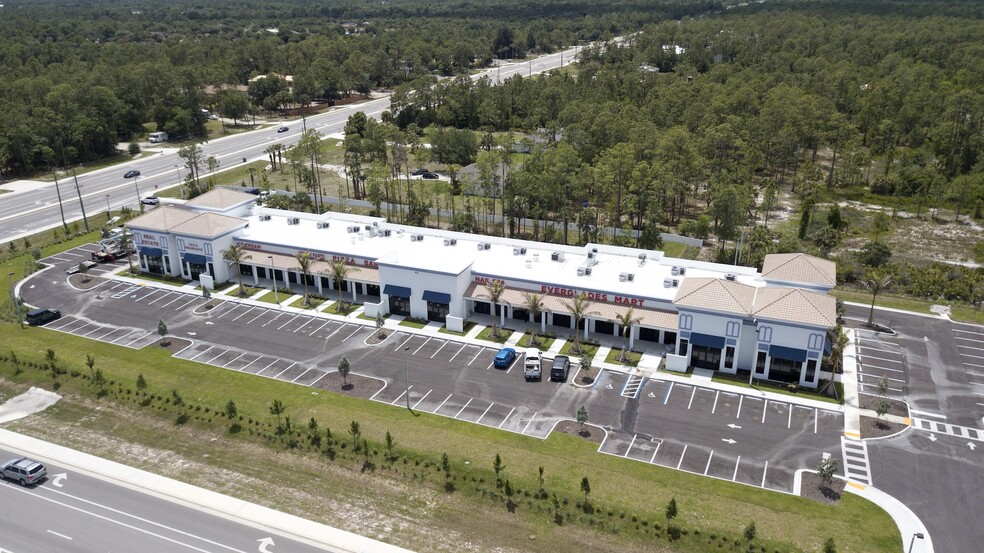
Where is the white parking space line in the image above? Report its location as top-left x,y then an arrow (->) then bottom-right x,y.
859,382 -> 903,393
232,307 -> 256,322
711,391 -> 720,414
761,461 -> 769,487
132,289 -> 163,303
954,335 -> 984,343
412,390 -> 432,410
391,386 -> 411,405
497,407 -> 516,428
308,321 -> 330,336
273,363 -> 296,379
222,352 -> 246,368
326,324 -> 347,341
90,326 -> 119,341
342,326 -> 363,342
430,341 -> 449,359
521,412 -> 539,434
857,345 -> 900,355
161,294 -> 187,309
505,353 -> 521,374
962,361 -> 984,369
395,334 -> 414,352
476,403 -> 495,424
814,409 -> 818,433
434,394 -> 453,413
762,401 -> 768,424
858,354 -> 903,365
859,372 -> 906,383
676,445 -> 688,470
293,318 -> 316,333
189,347 -> 213,360
860,363 -> 904,373
736,395 -> 744,419
704,451 -> 714,475
910,409 -> 946,419
276,315 -> 299,330
147,292 -> 174,305
206,350 -> 227,364
624,434 -> 637,457
454,398 -> 474,418
650,441 -> 662,463
246,309 -> 269,325
262,313 -> 285,327
174,296 -> 200,310
954,328 -> 984,337
486,361 -> 495,371
663,382 -> 674,404
957,343 -> 984,352
81,325 -> 109,338
413,337 -> 432,355
959,352 -> 984,361
110,331 -> 140,344
308,371 -> 329,388
287,368 -> 310,383
448,344 -> 467,362
239,357 -> 260,372
788,407 -> 792,429
258,359 -> 278,373
732,456 -> 741,481
44,318 -> 73,331
687,387 -> 697,409
468,347 -> 484,366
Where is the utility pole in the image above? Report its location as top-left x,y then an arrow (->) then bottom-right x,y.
53,172 -> 69,232
71,167 -> 89,232
134,175 -> 143,212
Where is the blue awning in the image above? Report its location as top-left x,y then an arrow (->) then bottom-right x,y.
422,290 -> 451,304
183,253 -> 207,265
383,284 -> 411,297
140,247 -> 163,257
769,345 -> 808,362
689,333 -> 725,349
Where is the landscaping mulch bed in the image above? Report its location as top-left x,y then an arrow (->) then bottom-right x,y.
573,363 -> 601,386
799,472 -> 845,504
860,415 -> 908,439
70,274 -> 105,290
554,420 -> 605,445
310,371 -> 380,400
153,337 -> 192,355
858,393 -> 909,418
193,299 -> 223,314
364,329 -> 390,345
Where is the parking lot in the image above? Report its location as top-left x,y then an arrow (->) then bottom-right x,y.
854,328 -> 909,400
43,245 -> 128,279
588,371 -> 843,493
953,324 -> 984,416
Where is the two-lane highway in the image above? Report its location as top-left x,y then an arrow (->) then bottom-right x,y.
0,45 -> 584,244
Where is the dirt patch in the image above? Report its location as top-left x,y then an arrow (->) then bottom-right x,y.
573,363 -> 601,386
69,274 -> 105,290
859,415 -> 908,439
365,329 -> 389,345
858,394 -> 908,418
554,420 -> 606,445
799,472 -> 845,505
148,337 -> 193,355
311,371 -> 381,400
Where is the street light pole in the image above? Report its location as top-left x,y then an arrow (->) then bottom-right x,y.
71,167 -> 89,232
174,165 -> 185,199
52,172 -> 69,232
133,175 -> 143,212
105,194 -> 112,219
907,533 -> 924,553
404,346 -> 411,411
8,272 -> 23,328
268,255 -> 279,305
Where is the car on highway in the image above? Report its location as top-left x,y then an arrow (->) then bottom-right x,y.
493,347 -> 516,369
26,308 -> 61,326
123,170 -> 140,179
420,171 -> 439,180
277,126 -> 289,133
0,457 -> 47,486
550,355 -> 571,382
141,196 -> 160,205
411,168 -> 429,176
66,260 -> 98,275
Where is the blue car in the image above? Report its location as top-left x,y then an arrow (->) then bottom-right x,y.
493,347 -> 516,369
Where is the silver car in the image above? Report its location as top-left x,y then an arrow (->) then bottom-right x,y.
1,457 -> 47,486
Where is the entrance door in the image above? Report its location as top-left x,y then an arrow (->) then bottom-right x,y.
552,313 -> 571,328
389,295 -> 410,317
595,320 -> 615,335
426,301 -> 449,323
691,345 -> 722,370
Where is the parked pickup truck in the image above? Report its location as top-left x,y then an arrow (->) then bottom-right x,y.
524,348 -> 543,381
91,249 -> 123,263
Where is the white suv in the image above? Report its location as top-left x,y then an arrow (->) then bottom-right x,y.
1,457 -> 47,486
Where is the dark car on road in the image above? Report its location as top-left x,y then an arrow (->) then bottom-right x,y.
123,170 -> 140,178
277,126 -> 289,133
421,171 -> 439,179
550,355 -> 571,382
26,308 -> 61,326
0,457 -> 47,486
493,347 -> 516,369
411,168 -> 428,176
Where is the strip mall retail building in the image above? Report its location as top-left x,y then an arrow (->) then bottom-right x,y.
127,189 -> 838,388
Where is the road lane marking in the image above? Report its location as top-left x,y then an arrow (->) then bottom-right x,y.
497,407 -> 515,428
412,389 -> 432,410
704,451 -> 714,475
454,398 -> 474,418
676,445 -> 688,470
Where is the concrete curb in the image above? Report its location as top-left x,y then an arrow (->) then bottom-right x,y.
0,428 -> 414,553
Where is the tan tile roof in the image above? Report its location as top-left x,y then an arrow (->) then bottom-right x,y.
761,253 -> 836,288
126,205 -> 199,232
169,212 -> 247,238
464,282 -> 677,330
752,287 -> 837,328
185,188 -> 256,210
672,277 -> 756,316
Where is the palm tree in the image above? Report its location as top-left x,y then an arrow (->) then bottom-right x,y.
295,251 -> 314,307
328,259 -> 350,313
522,291 -> 544,346
822,325 -> 848,399
615,307 -> 643,363
863,273 -> 892,327
562,292 -> 594,355
222,244 -> 251,297
482,280 -> 506,339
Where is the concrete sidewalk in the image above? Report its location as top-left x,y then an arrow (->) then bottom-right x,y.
0,427 -> 414,553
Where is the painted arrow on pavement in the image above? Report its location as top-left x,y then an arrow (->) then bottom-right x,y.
257,537 -> 275,552
927,434 -> 937,442
727,423 -> 742,429
721,438 -> 736,445
51,473 -> 67,487
969,442 -> 977,451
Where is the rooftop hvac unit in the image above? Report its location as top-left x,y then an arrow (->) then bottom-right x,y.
577,266 -> 592,276
444,239 -> 457,246
679,267 -> 687,275
410,234 -> 424,242
364,225 -> 372,231
347,225 -> 359,233
591,247 -> 599,253
372,222 -> 379,227
620,272 -> 635,282
586,252 -> 599,266
663,278 -> 679,288
287,217 -> 300,225
316,222 -> 330,229
416,234 -> 424,241
382,229 -> 392,237
513,247 -> 527,255
638,253 -> 647,261
725,273 -> 737,281
258,214 -> 271,221
551,251 -> 565,262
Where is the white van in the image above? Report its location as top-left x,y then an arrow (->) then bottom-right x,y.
148,131 -> 168,143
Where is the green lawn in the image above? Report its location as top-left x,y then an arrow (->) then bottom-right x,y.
559,339 -> 598,361
605,347 -> 641,367
476,326 -> 512,343
831,288 -> 934,315
439,321 -> 476,336
398,317 -> 429,329
517,332 -> 555,350
711,370 -> 844,405
288,296 -> 327,310
122,271 -> 191,287
253,291 -> 284,304
326,302 -> 359,316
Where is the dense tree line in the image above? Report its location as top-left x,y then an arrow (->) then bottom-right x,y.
0,0 -> 715,175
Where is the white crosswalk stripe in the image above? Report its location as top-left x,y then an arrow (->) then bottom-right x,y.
911,418 -> 984,441
840,436 -> 872,485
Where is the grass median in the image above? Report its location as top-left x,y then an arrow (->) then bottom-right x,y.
0,322 -> 900,553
